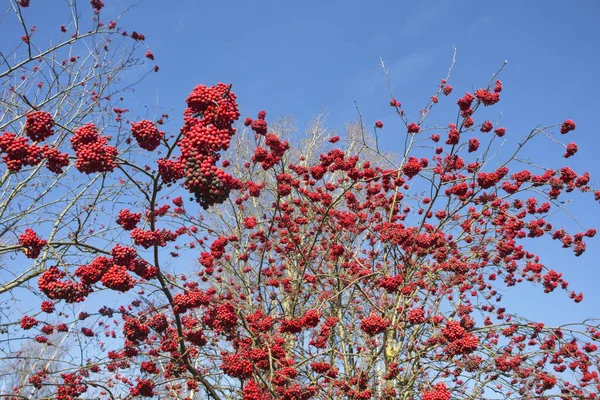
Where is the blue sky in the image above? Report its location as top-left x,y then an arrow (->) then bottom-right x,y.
4,0 -> 600,326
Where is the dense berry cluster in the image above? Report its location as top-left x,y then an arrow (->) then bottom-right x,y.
359,313 -> 390,336
0,132 -> 44,171
20,315 -> 39,330
422,382 -> 451,400
179,84 -> 242,208
130,228 -> 177,248
244,110 -> 268,135
19,228 -> 47,259
38,266 -> 90,303
25,111 -> 55,142
116,209 -> 141,231
71,123 -> 117,174
131,379 -> 154,397
131,120 -> 163,151
90,0 -> 104,12
42,146 -> 69,173
560,119 -> 576,134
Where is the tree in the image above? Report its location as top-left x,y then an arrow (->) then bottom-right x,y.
0,2 -> 599,399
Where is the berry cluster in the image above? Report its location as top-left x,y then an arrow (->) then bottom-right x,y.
422,382 -> 451,400
407,308 -> 426,324
25,111 -> 55,142
90,0 -> 104,12
38,266 -> 90,303
179,84 -> 242,208
71,123 -> 117,174
130,228 -> 177,249
131,120 -> 163,151
441,321 -> 479,356
561,119 -> 576,134
244,109 -> 268,135
75,256 -> 112,285
116,209 -> 141,231
20,315 -> 39,330
103,264 -> 136,291
123,317 -> 150,342
42,146 -> 69,174
221,353 -> 254,379
19,228 -> 47,259
157,158 -> 184,186
130,379 -> 154,398
0,132 -> 44,171
359,313 -> 390,336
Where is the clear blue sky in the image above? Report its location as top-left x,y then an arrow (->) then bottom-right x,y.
5,0 -> 600,325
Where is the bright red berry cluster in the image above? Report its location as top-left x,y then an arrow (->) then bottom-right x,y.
561,119 -> 577,134
71,123 -> 117,174
0,132 -> 44,171
38,266 -> 90,303
422,382 -> 451,400
116,209 -> 141,231
19,228 -> 47,259
359,313 -> 390,336
20,315 -> 39,330
178,83 -> 242,208
130,120 -> 163,151
25,111 -> 55,142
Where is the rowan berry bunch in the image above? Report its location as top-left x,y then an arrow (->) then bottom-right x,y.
18,228 -> 46,259
71,123 -> 117,173
0,132 -> 44,171
178,83 -> 243,208
25,111 -> 55,142
130,119 -> 163,151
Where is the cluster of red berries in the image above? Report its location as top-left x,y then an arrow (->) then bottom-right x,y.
246,309 -> 274,332
56,373 -> 87,400
441,320 -> 479,356
157,158 -> 185,186
20,315 -> 39,330
204,302 -> 238,333
131,120 -> 163,151
40,300 -> 55,313
422,382 -> 451,400
101,264 -> 136,292
148,313 -> 168,332
130,228 -> 177,249
38,266 -> 91,303
407,122 -> 420,133
42,146 -> 69,173
178,84 -> 242,208
123,317 -> 150,342
475,81 -> 501,106
75,256 -> 112,285
130,379 -> 154,398
403,156 -> 425,179
407,307 -> 426,324
359,313 -> 390,336
564,142 -> 578,158
116,209 -> 141,230
19,228 -> 47,259
560,119 -> 576,134
25,111 -> 55,142
71,123 -> 117,174
378,274 -> 403,293
477,166 -> 509,189
0,132 -> 44,171
221,353 -> 254,379
90,0 -> 104,12
245,110 -> 268,135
